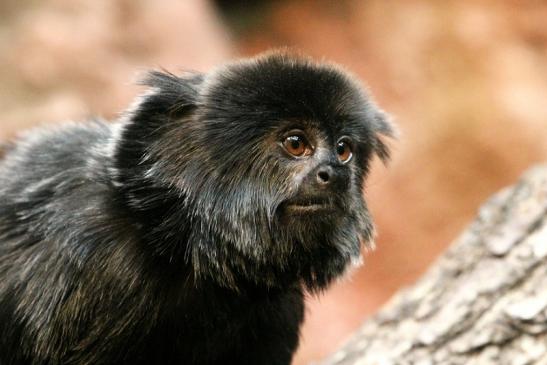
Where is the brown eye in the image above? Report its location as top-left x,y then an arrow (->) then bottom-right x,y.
336,139 -> 353,163
283,135 -> 310,157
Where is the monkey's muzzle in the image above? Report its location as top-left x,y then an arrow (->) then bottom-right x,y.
280,195 -> 337,215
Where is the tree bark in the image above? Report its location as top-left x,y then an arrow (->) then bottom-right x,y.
322,165 -> 547,365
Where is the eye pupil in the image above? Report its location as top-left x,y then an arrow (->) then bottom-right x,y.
336,140 -> 352,163
283,134 -> 309,157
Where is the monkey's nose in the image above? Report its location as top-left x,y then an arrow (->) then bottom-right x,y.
314,165 -> 349,191
316,166 -> 334,185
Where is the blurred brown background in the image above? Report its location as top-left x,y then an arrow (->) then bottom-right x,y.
1,1 -> 546,364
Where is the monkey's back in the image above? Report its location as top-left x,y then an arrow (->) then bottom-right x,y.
0,120 -> 116,271
0,121 -> 141,363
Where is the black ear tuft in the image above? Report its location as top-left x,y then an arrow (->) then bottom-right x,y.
114,71 -> 204,185
371,109 -> 397,164
136,70 -> 204,119
141,70 -> 204,97
118,70 -> 204,149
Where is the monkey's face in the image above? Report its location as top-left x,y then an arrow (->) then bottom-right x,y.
275,126 -> 364,220
132,53 -> 394,290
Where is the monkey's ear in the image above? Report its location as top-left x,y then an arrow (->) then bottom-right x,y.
370,109 -> 398,164
133,70 -> 204,120
114,71 -> 204,177
118,70 -> 203,143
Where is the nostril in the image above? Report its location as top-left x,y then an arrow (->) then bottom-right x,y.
317,170 -> 330,184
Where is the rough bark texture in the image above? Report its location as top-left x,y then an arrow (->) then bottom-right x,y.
322,165 -> 547,365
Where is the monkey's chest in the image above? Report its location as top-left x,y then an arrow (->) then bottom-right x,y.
137,288 -> 304,364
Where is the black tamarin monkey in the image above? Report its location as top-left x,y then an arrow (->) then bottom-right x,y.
0,51 -> 394,365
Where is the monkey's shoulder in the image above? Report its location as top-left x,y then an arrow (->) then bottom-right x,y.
0,120 -> 118,193
0,119 -> 125,261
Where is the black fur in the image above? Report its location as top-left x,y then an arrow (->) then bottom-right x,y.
0,51 -> 394,365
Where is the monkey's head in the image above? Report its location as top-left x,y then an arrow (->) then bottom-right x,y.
115,51 -> 395,291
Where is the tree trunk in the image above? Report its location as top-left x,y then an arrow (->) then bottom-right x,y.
322,165 -> 547,365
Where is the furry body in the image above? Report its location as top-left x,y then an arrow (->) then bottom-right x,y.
0,52 -> 393,364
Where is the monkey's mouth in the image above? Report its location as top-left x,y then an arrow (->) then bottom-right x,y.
280,196 -> 336,214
